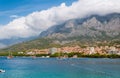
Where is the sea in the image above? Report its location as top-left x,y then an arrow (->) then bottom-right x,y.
0,57 -> 120,78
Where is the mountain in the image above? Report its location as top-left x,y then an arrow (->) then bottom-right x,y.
0,37 -> 37,49
40,13 -> 120,41
0,13 -> 120,52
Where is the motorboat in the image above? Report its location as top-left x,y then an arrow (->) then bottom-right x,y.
0,69 -> 5,73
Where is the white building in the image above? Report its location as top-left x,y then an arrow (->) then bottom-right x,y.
110,47 -> 116,51
26,52 -> 34,55
117,52 -> 120,55
89,47 -> 96,54
107,47 -> 119,55
49,47 -> 58,54
18,52 -> 24,54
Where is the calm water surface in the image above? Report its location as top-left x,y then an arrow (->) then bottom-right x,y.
0,57 -> 120,78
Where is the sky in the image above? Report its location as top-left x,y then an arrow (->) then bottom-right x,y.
0,0 -> 76,25
0,0 -> 120,48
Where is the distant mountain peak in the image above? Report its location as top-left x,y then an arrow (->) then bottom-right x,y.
40,13 -> 120,40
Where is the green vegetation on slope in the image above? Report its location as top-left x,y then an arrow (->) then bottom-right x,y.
0,38 -> 61,52
0,36 -> 120,53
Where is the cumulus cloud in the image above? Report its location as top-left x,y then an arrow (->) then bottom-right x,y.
0,0 -> 120,40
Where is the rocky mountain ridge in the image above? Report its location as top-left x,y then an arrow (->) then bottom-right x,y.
40,13 -> 120,41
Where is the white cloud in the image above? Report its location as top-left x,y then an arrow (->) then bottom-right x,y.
0,0 -> 120,40
10,15 -> 19,18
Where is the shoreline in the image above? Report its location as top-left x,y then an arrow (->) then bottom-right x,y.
0,56 -> 120,59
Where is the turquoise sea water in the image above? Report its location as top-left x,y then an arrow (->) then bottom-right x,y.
0,57 -> 120,78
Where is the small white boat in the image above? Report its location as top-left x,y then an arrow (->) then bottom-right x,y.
0,69 -> 5,73
7,56 -> 13,59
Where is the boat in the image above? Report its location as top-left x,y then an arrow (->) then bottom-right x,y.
7,52 -> 13,59
32,51 -> 37,59
32,55 -> 36,59
57,52 -> 68,60
0,69 -> 5,73
7,56 -> 13,59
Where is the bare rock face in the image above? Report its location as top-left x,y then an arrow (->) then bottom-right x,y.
40,13 -> 120,40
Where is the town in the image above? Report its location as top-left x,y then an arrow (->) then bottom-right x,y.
17,45 -> 120,58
